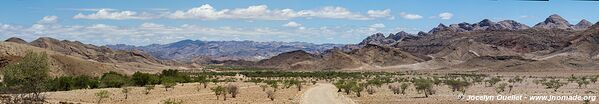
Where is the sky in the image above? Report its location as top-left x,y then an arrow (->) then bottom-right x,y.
0,0 -> 598,46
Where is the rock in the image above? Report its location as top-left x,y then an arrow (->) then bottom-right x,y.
4,37 -> 27,44
572,19 -> 592,30
533,14 -> 572,30
492,20 -> 530,30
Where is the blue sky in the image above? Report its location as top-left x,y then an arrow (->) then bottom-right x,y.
0,0 -> 598,45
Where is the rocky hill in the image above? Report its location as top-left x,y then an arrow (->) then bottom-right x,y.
244,14 -> 599,71
1,37 -> 183,76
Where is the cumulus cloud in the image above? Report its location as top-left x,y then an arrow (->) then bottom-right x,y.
74,4 -> 390,20
283,21 -> 302,27
369,23 -> 385,28
367,9 -> 390,18
169,4 -> 384,20
399,12 -> 422,20
296,6 -> 372,20
73,9 -> 154,20
37,16 -> 59,24
438,12 -> 453,20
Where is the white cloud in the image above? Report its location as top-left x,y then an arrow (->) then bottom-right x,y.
140,23 -> 165,28
73,4 -> 390,20
399,12 -> 423,20
73,9 -> 153,20
369,23 -> 385,28
367,9 -> 390,18
69,8 -> 117,11
296,6 -> 372,20
168,4 -> 228,20
283,21 -> 302,27
38,16 -> 58,24
438,12 -> 453,20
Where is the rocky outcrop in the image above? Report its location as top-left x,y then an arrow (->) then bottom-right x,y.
359,31 -> 419,46
533,14 -> 572,30
572,19 -> 592,30
492,20 -> 531,30
429,19 -> 530,34
4,37 -> 28,44
28,37 -> 163,64
257,50 -> 320,68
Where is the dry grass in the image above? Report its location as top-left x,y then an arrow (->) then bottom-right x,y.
45,82 -> 312,104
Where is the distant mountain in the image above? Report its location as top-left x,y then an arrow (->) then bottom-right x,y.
428,19 -> 530,34
572,19 -> 593,30
238,44 -> 430,70
106,40 -> 343,62
359,31 -> 419,46
533,14 -> 572,30
248,14 -> 599,71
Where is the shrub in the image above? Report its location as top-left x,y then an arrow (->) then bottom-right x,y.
413,78 -> 434,98
260,85 -> 268,91
161,77 -> 177,91
227,84 -> 239,98
590,75 -> 598,83
132,72 -> 160,86
496,83 -> 508,94
542,79 -> 566,92
486,76 -> 502,87
2,52 -> 50,102
121,87 -> 132,99
195,75 -> 209,88
162,98 -> 183,104
211,85 -> 226,100
265,80 -> 279,92
389,85 -> 400,94
400,83 -> 409,94
366,86 -> 376,95
576,79 -> 590,88
351,83 -> 364,97
100,71 -> 130,88
95,90 -> 110,104
144,85 -> 155,95
444,78 -> 471,94
266,90 -> 275,101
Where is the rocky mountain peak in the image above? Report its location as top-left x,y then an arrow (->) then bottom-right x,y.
359,33 -> 391,45
573,19 -> 593,30
387,31 -> 409,40
417,31 -> 430,36
493,20 -> 530,30
533,14 -> 572,29
477,19 -> 496,27
428,23 -> 448,34
4,37 -> 27,44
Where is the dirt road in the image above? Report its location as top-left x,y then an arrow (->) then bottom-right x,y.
301,83 -> 356,104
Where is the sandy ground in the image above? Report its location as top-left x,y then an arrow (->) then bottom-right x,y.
44,82 -> 313,104
347,78 -> 599,104
300,83 -> 355,104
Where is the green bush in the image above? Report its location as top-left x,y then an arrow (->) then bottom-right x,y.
100,71 -> 131,88
2,52 -> 50,102
132,72 -> 160,86
413,78 -> 435,98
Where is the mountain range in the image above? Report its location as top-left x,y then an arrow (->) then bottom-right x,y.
106,40 -> 343,63
2,14 -> 599,74
231,14 -> 599,71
